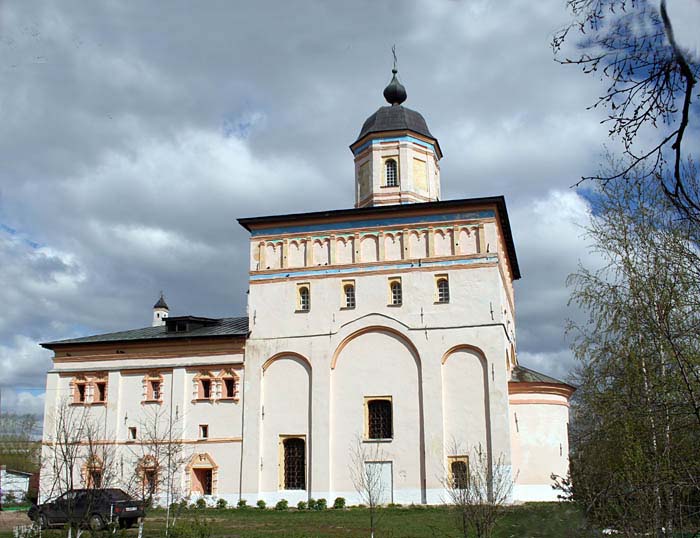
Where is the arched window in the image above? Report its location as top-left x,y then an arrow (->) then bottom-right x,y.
390,279 -> 402,306
437,276 -> 450,303
367,398 -> 393,439
298,285 -> 310,312
385,159 -> 398,187
343,283 -> 356,309
283,437 -> 306,490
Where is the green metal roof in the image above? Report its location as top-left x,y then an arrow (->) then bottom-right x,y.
41,316 -> 248,348
510,364 -> 571,386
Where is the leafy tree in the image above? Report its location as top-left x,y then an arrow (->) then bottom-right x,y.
567,169 -> 700,535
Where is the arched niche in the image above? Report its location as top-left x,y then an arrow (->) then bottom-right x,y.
330,326 -> 426,504
261,353 -> 312,495
441,345 -> 492,463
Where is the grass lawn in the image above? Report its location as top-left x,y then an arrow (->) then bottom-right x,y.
1,503 -> 590,537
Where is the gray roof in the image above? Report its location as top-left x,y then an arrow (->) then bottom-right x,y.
510,365 -> 571,386
354,105 -> 439,150
41,316 -> 248,347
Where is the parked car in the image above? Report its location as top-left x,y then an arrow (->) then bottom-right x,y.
28,488 -> 145,530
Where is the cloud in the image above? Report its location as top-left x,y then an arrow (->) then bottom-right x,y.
0,0 -> 614,412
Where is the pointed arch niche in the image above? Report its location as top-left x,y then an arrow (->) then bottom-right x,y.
330,326 -> 426,504
441,345 -> 492,463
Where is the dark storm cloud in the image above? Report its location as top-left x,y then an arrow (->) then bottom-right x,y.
0,0 -> 613,411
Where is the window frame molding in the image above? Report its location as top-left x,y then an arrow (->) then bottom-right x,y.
447,455 -> 470,489
278,434 -> 307,491
341,279 -> 356,310
383,157 -> 399,188
296,282 -> 311,313
388,277 -> 402,307
435,273 -> 450,304
364,396 -> 394,441
142,372 -> 164,404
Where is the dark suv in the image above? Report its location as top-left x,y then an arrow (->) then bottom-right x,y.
28,489 -> 145,530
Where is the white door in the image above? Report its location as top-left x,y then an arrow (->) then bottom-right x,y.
365,461 -> 393,505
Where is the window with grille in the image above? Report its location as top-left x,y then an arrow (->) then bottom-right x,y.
437,277 -> 450,303
367,399 -> 393,439
390,280 -> 402,306
450,459 -> 469,489
298,286 -> 310,312
385,159 -> 398,187
283,437 -> 306,490
344,283 -> 356,309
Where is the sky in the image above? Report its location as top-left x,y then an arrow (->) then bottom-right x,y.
0,0 -> 697,416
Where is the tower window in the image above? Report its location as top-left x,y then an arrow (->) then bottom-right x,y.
436,275 -> 450,303
366,398 -> 393,439
389,278 -> 402,306
385,159 -> 398,187
297,284 -> 311,312
343,282 -> 356,309
282,437 -> 306,490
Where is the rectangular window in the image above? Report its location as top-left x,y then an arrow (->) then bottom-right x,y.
448,456 -> 469,489
201,379 -> 211,399
436,274 -> 450,303
296,283 -> 311,312
77,384 -> 86,403
150,380 -> 161,400
342,280 -> 356,309
199,424 -> 209,439
388,277 -> 402,306
95,382 -> 107,403
128,427 -> 137,441
365,396 -> 393,440
224,378 -> 236,398
281,437 -> 306,490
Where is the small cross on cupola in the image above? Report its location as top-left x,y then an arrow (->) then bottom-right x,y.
350,50 -> 442,208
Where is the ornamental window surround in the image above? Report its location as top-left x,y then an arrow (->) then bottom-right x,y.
448,455 -> 469,490
342,280 -> 356,309
71,374 -> 108,405
297,283 -> 311,312
365,396 -> 393,440
385,159 -> 398,187
143,372 -> 164,403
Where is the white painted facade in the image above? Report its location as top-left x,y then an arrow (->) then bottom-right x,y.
39,77 -> 573,505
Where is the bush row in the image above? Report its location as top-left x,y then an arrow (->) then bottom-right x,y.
180,497 -> 347,510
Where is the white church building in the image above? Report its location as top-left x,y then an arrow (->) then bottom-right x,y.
40,68 -> 574,505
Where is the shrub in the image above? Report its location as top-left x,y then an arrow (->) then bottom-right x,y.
163,518 -> 211,538
275,499 -> 288,511
216,498 -> 228,510
387,503 -> 403,508
256,499 -> 266,510
307,498 -> 317,510
237,499 -> 248,509
195,497 -> 207,510
315,498 -> 327,510
333,497 -> 346,510
297,501 -> 307,510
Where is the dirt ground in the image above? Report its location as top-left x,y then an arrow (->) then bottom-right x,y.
0,511 -> 32,531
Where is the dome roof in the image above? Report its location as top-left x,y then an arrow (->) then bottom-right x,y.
355,105 -> 436,144
153,293 -> 169,310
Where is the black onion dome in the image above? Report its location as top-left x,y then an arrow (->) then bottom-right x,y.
153,293 -> 169,310
383,69 -> 407,105
355,105 -> 435,143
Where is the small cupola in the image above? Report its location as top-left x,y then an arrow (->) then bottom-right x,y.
152,292 -> 169,327
350,61 -> 442,208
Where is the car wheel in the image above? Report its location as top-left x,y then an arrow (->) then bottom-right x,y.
89,514 -> 105,531
38,513 -> 50,530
